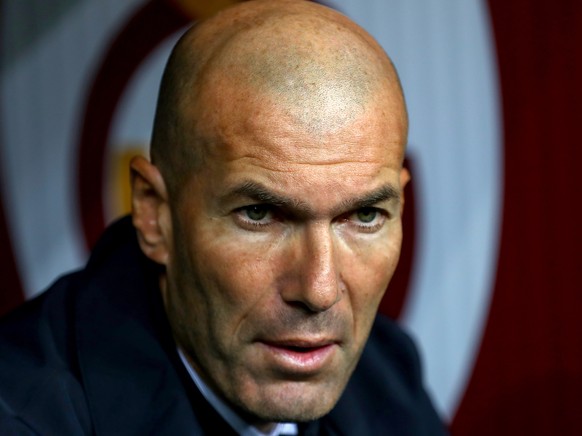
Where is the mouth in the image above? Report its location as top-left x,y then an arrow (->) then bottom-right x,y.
257,339 -> 339,375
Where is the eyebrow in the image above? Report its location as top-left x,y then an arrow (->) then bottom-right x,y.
230,181 -> 309,210
337,185 -> 400,213
227,180 -> 400,217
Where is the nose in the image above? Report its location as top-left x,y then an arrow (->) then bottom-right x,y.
281,223 -> 341,312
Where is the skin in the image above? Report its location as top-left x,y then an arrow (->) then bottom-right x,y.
131,0 -> 409,430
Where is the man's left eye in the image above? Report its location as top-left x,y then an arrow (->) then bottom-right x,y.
347,207 -> 387,233
244,205 -> 270,221
356,208 -> 378,223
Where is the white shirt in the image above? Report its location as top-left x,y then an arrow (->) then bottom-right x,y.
178,349 -> 298,436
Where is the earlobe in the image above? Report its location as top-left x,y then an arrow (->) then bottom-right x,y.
130,156 -> 171,265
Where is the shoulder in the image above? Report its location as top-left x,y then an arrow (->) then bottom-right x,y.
0,272 -> 92,434
0,271 -> 82,375
0,217 -> 194,434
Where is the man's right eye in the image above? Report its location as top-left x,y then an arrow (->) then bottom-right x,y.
233,205 -> 276,230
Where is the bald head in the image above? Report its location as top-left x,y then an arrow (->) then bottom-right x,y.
136,1 -> 412,426
151,0 -> 407,196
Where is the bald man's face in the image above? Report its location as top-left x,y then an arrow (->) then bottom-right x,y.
156,73 -> 408,425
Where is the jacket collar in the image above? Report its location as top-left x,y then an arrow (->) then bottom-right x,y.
74,217 -> 235,434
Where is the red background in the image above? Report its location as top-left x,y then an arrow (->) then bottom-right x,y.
451,0 -> 582,434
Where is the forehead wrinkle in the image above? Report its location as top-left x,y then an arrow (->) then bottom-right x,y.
208,113 -> 404,169
221,154 -> 394,176
203,129 -> 380,170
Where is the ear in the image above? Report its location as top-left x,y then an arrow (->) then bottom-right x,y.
130,156 -> 171,265
399,167 -> 411,217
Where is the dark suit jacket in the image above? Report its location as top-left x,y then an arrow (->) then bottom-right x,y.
0,217 -> 447,435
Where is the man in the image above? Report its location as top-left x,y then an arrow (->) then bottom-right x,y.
0,0 -> 447,434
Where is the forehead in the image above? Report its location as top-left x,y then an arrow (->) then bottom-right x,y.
191,77 -> 406,172
181,95 -> 405,218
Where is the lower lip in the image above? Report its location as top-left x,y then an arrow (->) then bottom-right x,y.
259,342 -> 338,374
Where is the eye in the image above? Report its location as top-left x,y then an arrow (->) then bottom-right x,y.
356,208 -> 378,223
244,205 -> 270,221
233,204 -> 277,230
345,207 -> 387,233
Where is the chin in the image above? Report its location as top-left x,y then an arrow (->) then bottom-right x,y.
235,380 -> 344,424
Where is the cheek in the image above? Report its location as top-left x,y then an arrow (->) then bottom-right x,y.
168,226 -> 274,361
343,231 -> 402,319
184,222 -> 281,316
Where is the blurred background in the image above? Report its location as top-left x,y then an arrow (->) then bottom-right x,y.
1,0 -> 581,434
